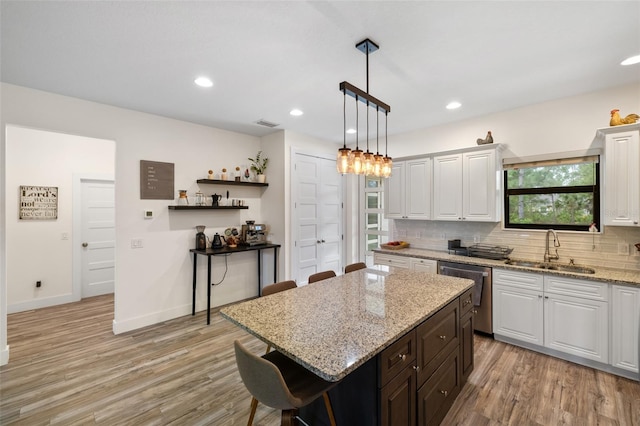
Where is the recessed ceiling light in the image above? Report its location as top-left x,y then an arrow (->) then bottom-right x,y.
621,54 -> 640,66
346,128 -> 357,134
446,101 -> 462,110
290,109 -> 304,116
194,76 -> 213,88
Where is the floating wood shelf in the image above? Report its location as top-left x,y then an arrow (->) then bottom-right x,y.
196,179 -> 268,187
168,205 -> 249,210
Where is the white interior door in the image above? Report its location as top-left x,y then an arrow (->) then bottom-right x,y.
81,180 -> 115,297
293,153 -> 343,283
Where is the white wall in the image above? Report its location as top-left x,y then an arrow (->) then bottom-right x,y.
0,83 -> 267,346
5,126 -> 115,312
389,82 -> 640,159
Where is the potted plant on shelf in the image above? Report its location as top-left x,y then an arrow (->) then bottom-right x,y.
248,151 -> 269,183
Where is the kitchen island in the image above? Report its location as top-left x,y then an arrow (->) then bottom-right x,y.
221,268 -> 474,425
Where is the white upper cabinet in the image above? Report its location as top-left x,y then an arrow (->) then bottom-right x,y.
602,124 -> 640,226
384,157 -> 431,220
433,147 -> 499,222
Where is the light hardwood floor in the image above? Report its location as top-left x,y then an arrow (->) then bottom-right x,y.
1,295 -> 639,425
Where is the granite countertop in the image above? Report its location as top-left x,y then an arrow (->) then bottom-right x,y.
373,248 -> 640,286
220,269 -> 473,382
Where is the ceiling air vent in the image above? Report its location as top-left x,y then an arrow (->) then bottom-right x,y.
255,119 -> 279,128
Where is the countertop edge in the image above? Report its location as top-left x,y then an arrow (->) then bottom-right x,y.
374,248 -> 640,286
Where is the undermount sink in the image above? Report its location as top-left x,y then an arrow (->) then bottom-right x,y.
504,259 -> 596,274
545,264 -> 596,274
504,259 -> 547,269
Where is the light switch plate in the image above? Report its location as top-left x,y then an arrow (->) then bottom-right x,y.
144,210 -> 153,219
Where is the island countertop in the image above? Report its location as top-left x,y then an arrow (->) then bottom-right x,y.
220,269 -> 473,382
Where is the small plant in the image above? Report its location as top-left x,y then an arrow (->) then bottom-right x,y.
248,151 -> 269,174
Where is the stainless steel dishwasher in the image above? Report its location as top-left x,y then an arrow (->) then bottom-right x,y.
438,261 -> 493,335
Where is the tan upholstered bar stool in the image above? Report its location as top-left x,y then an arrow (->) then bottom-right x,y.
234,340 -> 337,426
344,262 -> 367,273
308,270 -> 336,284
260,280 -> 297,353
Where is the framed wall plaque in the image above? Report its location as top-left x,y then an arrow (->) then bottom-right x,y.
19,185 -> 58,220
140,160 -> 174,200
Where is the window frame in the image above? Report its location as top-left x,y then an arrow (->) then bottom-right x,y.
503,161 -> 601,232
363,175 -> 389,255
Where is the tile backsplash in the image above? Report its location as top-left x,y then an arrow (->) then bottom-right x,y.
390,220 -> 640,271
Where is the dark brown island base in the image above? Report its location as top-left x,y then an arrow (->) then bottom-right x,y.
221,268 -> 474,426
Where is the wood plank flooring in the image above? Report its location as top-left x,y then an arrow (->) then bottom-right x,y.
1,295 -> 639,425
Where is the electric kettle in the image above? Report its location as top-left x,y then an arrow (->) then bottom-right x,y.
211,232 -> 225,249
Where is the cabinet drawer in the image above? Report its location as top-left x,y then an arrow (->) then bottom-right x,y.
544,275 -> 609,301
417,348 -> 461,426
410,257 -> 438,273
374,253 -> 410,269
379,330 -> 417,387
459,288 -> 473,316
494,268 -> 543,291
416,300 -> 459,385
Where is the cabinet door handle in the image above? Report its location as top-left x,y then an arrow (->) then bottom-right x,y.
544,296 -> 549,299
413,365 -> 420,372
439,335 -> 446,340
439,390 -> 448,397
538,295 -> 543,299
463,299 -> 472,306
398,354 -> 406,361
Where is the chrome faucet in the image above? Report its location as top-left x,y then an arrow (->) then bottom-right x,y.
544,229 -> 560,263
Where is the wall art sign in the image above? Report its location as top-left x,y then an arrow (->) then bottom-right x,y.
19,185 -> 58,220
140,160 -> 174,200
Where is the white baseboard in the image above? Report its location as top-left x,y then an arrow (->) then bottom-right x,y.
8,294 -> 75,314
0,345 -> 9,366
112,304 -> 192,335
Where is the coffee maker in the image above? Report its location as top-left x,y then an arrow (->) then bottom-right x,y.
241,220 -> 267,246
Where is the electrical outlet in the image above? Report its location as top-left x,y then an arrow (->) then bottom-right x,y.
131,239 -> 143,249
473,235 -> 480,243
617,243 -> 629,255
61,233 -> 69,240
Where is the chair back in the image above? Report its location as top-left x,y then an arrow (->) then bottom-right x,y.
344,262 -> 367,273
308,270 -> 336,284
262,280 -> 297,296
234,340 -> 295,410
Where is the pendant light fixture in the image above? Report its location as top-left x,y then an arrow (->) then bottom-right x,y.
338,38 -> 392,178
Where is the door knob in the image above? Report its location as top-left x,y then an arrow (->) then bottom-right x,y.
82,242 -> 88,247
317,240 -> 321,244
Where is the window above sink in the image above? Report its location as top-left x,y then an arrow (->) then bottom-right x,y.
503,152 -> 600,232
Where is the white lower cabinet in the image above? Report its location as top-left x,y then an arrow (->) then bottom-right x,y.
493,284 -> 543,345
373,252 -> 410,269
493,269 -> 544,345
373,252 -> 437,273
409,257 -> 438,273
543,292 -> 608,363
493,268 -> 612,367
611,284 -> 640,373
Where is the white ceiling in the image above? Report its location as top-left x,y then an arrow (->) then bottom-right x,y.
2,1 -> 639,143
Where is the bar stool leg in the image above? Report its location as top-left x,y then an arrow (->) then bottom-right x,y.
247,397 -> 258,426
323,392 -> 337,426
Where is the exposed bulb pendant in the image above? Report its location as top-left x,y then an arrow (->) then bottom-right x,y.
363,101 -> 375,176
350,95 -> 365,175
337,38 -> 392,178
336,91 -> 351,174
373,106 -> 383,177
381,110 -> 393,178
